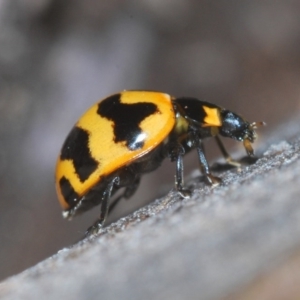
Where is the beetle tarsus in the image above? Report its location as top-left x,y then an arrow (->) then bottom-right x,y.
205,174 -> 221,186
85,222 -> 103,236
214,135 -> 241,169
177,188 -> 192,199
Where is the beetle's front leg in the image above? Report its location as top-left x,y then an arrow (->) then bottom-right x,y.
214,136 -> 242,169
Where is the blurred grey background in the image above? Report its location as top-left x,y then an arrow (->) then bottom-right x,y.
1,0 -> 300,281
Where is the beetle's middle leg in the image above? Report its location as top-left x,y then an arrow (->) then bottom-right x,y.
168,142 -> 192,198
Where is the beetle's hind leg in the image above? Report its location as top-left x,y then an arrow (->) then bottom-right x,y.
108,177 -> 141,215
86,176 -> 120,235
86,170 -> 141,236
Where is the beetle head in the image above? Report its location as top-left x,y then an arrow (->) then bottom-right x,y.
219,110 -> 265,156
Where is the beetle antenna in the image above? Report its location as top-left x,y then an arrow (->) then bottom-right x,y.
250,121 -> 266,130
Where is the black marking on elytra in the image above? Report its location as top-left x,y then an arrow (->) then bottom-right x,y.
59,176 -> 80,208
176,97 -> 220,125
97,94 -> 159,151
60,126 -> 98,182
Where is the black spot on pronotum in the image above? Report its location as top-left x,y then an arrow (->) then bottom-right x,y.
97,94 -> 159,151
59,176 -> 80,208
175,97 -> 220,124
60,126 -> 98,182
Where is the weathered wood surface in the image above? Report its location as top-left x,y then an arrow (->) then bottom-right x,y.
1,118 -> 300,300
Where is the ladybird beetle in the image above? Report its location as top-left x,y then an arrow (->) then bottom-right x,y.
55,90 -> 263,233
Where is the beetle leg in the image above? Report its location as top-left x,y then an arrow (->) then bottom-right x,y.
214,136 -> 241,169
120,176 -> 141,200
194,135 -> 221,186
100,178 -> 119,224
86,176 -> 119,235
169,143 -> 191,198
108,177 -> 141,215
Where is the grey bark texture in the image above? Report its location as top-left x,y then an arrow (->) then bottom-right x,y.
1,117 -> 300,300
